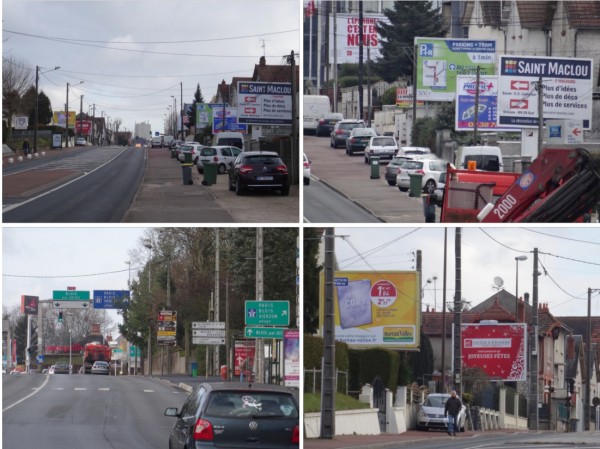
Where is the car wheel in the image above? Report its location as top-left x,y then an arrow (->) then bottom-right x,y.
330,139 -> 334,148
228,179 -> 235,191
399,187 -> 408,192
217,163 -> 226,174
424,179 -> 436,194
365,156 -> 369,164
281,187 -> 290,196
387,180 -> 396,186
349,149 -> 353,156
235,177 -> 245,195
304,177 -> 310,185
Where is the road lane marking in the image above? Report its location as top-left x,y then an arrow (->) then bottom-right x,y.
3,375 -> 50,412
143,389 -> 154,393
98,388 -> 110,391
74,388 -> 87,391
2,147 -> 130,213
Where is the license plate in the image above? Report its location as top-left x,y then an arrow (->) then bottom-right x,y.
256,176 -> 273,181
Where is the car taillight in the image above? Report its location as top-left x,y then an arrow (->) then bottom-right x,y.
303,161 -> 310,168
416,169 -> 425,175
276,165 -> 288,174
335,129 -> 344,134
213,156 -> 219,162
193,418 -> 214,441
319,119 -> 325,124
291,425 -> 300,443
239,165 -> 253,174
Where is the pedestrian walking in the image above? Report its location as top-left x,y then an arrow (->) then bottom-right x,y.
22,139 -> 30,156
444,390 -> 462,436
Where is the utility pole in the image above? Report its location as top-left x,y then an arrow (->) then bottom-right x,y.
537,77 -> 544,156
441,228 -> 448,391
528,248 -> 540,430
321,228 -> 335,439
453,228 -> 462,394
358,1 -> 364,120
79,95 -> 84,139
180,82 -> 184,141
254,228 -> 264,383
473,66 -> 480,144
92,104 -> 96,145
34,66 -> 40,153
65,83 -> 70,148
290,50 -> 298,168
214,229 -> 220,376
333,4 -> 338,112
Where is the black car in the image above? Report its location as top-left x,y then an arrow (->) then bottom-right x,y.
384,156 -> 412,186
165,382 -> 299,449
228,151 -> 290,196
53,362 -> 70,374
315,113 -> 344,137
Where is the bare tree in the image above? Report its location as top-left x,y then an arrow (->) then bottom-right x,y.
2,56 -> 34,136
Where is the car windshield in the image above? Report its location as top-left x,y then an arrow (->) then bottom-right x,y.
206,392 -> 299,419
424,395 -> 449,408
403,161 -> 424,170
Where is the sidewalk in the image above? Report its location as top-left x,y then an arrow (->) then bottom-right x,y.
122,147 -> 299,223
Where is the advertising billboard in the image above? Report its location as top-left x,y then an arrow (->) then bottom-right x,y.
497,55 -> 593,128
329,13 -> 389,64
212,107 -> 248,133
461,323 -> 527,381
74,120 -> 93,135
415,38 -> 496,101
283,329 -> 300,388
21,295 -> 39,315
320,271 -> 420,349
237,82 -> 292,125
52,111 -> 77,128
455,76 -> 518,132
234,340 -> 256,377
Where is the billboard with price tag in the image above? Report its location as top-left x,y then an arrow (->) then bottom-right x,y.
320,271 -> 420,349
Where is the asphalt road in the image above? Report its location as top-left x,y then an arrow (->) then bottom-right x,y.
3,373 -> 186,449
303,178 -> 382,223
3,146 -> 145,222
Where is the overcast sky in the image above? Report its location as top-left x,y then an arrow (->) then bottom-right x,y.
330,226 -> 600,317
2,227 -> 149,330
2,0 -> 299,136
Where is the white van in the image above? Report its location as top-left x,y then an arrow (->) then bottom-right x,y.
213,132 -> 245,151
303,95 -> 331,135
455,146 -> 504,172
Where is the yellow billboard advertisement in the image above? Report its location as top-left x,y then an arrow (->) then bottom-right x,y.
320,271 -> 421,349
53,111 -> 77,128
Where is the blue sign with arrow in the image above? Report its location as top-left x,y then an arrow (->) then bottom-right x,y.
93,290 -> 130,309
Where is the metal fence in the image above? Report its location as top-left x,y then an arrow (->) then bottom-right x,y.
303,368 -> 348,395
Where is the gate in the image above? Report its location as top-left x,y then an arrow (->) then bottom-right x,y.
372,376 -> 386,432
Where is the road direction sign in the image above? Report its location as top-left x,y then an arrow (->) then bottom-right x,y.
53,290 -> 90,300
158,310 -> 177,345
193,329 -> 226,338
93,290 -> 130,309
192,337 -> 225,345
244,327 -> 285,339
192,321 -> 225,330
245,300 -> 290,326
53,300 -> 92,309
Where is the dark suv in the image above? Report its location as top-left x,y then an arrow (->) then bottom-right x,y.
330,119 -> 365,148
165,382 -> 299,449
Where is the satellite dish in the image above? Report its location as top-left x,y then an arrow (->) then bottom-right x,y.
493,276 -> 504,290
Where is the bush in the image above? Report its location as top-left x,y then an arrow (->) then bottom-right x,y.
358,348 -> 399,392
303,334 -> 349,372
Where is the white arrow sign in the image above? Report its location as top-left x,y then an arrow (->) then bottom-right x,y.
53,300 -> 92,309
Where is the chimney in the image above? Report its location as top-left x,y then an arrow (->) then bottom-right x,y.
566,335 -> 575,359
524,292 -> 530,304
259,56 -> 266,66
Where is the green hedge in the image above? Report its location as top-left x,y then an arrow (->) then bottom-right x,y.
357,348 -> 400,392
303,334 -> 349,372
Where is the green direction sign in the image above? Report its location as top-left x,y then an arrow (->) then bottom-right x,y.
245,300 -> 289,326
53,290 -> 90,301
245,327 -> 285,339
129,346 -> 141,357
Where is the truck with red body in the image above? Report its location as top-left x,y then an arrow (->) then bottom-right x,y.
83,341 -> 112,374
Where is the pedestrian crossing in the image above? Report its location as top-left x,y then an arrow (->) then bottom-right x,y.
39,147 -> 128,172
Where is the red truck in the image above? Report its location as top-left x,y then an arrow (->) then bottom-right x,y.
83,341 -> 112,374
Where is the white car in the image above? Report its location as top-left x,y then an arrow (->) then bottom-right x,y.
303,153 -> 311,185
91,361 -> 110,375
396,158 -> 447,194
364,135 -> 398,164
75,137 -> 86,146
396,146 -> 432,157
196,145 -> 242,174
177,143 -> 204,164
416,393 -> 466,432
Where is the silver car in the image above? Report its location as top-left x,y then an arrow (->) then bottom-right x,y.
416,393 -> 466,432
91,361 -> 109,375
196,146 -> 242,174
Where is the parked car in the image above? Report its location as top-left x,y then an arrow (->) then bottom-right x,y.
396,146 -> 432,157
330,119 -> 365,148
170,139 -> 183,150
396,158 -> 448,194
213,131 -> 245,150
196,146 -> 242,174
364,135 -> 398,164
384,156 -> 413,186
150,136 -> 162,148
48,365 -> 56,374
345,128 -> 378,156
316,113 -> 344,137
53,362 -> 71,374
91,361 -> 110,375
75,137 -> 86,146
416,393 -> 466,432
303,153 -> 311,185
164,382 -> 299,449
228,151 -> 290,196
433,171 -> 447,207
177,143 -> 204,164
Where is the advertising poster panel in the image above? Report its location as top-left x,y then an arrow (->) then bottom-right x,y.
320,271 -> 420,349
74,120 -> 93,135
329,13 -> 389,64
455,76 -> 518,132
283,329 -> 300,388
234,340 -> 256,377
461,323 -> 527,381
52,111 -> 77,128
415,38 -> 496,101
20,295 -> 39,315
237,82 -> 292,125
497,55 -> 593,128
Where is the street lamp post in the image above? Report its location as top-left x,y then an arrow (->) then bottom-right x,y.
427,276 -> 438,310
515,255 -> 528,321
69,330 -> 72,374
143,240 -> 153,377
171,95 -> 177,138
34,65 -> 60,153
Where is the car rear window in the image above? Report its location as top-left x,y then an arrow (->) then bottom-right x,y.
243,155 -> 282,165
403,161 -> 424,170
206,392 -> 298,419
372,137 -> 395,146
201,148 -> 216,156
340,122 -> 363,130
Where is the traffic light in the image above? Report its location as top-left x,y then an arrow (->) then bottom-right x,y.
58,311 -> 63,323
26,347 -> 32,356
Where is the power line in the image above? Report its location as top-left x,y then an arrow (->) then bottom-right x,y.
522,228 -> 600,246
3,266 -> 144,279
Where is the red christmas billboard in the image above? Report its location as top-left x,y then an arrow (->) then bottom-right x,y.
75,120 -> 92,135
461,323 -> 527,381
